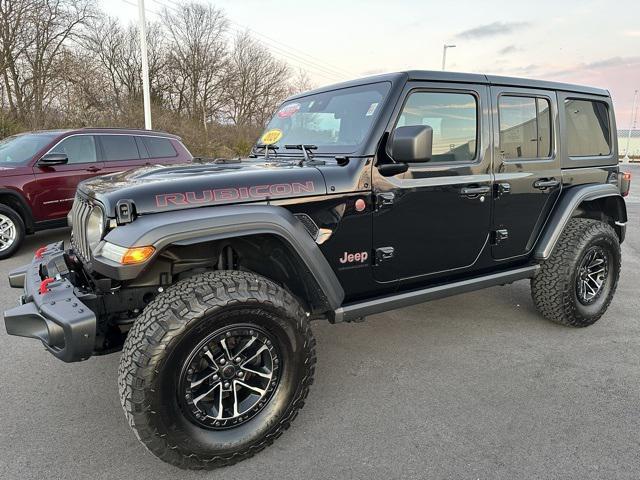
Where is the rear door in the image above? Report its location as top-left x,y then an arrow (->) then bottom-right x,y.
490,87 -> 561,260
372,81 -> 493,284
98,134 -> 147,174
32,134 -> 103,221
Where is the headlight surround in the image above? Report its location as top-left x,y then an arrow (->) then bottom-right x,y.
86,205 -> 104,251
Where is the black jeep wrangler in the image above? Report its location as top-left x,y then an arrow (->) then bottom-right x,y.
4,71 -> 631,469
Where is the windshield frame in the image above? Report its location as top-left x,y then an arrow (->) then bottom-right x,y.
257,80 -> 393,157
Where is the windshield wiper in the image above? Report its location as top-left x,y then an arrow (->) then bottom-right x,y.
251,144 -> 279,159
285,144 -> 317,163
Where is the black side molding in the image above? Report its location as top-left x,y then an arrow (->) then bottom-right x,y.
534,183 -> 626,260
331,265 -> 538,323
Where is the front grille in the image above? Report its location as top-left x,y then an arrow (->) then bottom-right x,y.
70,195 -> 93,260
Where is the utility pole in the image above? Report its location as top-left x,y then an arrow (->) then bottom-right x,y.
442,44 -> 456,71
623,89 -> 638,162
138,0 -> 152,130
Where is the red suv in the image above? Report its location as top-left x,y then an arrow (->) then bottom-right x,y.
0,128 -> 192,258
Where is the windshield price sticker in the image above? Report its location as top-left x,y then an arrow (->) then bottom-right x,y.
365,102 -> 379,116
277,103 -> 301,118
261,129 -> 283,145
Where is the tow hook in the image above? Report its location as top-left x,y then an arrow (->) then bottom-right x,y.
39,277 -> 56,294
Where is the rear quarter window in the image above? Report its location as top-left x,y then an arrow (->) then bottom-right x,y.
143,137 -> 177,158
564,99 -> 611,157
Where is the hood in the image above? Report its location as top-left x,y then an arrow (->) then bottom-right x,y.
79,158 -> 327,216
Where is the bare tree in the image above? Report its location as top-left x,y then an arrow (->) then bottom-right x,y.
1,0 -> 95,127
82,15 -> 165,115
161,2 -> 228,128
224,32 -> 290,127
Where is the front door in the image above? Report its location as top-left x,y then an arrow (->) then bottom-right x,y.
372,82 -> 493,284
490,87 -> 561,260
32,134 -> 103,222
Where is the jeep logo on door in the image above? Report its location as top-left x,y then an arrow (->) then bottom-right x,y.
339,251 -> 369,265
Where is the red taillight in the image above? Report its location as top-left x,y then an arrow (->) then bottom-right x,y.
621,171 -> 631,197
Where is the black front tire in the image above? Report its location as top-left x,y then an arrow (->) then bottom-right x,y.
118,270 -> 316,469
0,204 -> 25,260
531,218 -> 621,327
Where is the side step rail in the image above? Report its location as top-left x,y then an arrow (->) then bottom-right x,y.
332,265 -> 539,323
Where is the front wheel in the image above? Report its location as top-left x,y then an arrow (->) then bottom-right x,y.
118,270 -> 316,469
531,218 -> 621,327
0,204 -> 25,260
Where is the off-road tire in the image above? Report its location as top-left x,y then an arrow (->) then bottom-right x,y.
531,218 -> 621,327
118,270 -> 316,469
0,204 -> 25,260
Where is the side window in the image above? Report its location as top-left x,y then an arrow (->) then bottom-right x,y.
396,91 -> 477,162
564,99 -> 611,157
100,135 -> 140,161
143,136 -> 177,158
50,135 -> 97,164
499,95 -> 552,159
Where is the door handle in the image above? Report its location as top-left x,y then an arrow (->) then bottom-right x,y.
460,185 -> 491,197
86,166 -> 102,173
533,178 -> 559,189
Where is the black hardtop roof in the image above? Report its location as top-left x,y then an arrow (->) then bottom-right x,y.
285,70 -> 609,100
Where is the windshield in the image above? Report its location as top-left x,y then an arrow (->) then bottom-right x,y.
258,82 -> 391,154
0,133 -> 57,165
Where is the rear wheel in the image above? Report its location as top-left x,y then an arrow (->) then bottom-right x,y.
118,270 -> 315,469
0,204 -> 25,260
531,218 -> 621,327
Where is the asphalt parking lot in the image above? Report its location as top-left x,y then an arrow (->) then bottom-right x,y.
1,164 -> 639,480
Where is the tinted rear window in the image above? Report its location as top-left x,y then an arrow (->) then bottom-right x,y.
564,99 -> 611,157
143,137 -> 177,158
100,135 -> 140,161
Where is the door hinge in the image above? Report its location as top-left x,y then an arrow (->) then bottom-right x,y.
375,246 -> 395,264
375,192 -> 395,208
492,229 -> 509,245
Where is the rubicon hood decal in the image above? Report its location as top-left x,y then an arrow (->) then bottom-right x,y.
79,159 -> 327,216
156,181 -> 316,207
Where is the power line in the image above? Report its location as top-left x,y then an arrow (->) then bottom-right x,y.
157,0 -> 354,80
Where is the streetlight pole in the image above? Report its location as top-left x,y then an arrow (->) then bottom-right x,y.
138,0 -> 152,130
623,89 -> 638,162
442,44 -> 456,71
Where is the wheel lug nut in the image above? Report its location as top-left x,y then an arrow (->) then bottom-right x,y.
220,358 -> 226,365
235,357 -> 241,363
223,382 -> 230,389
213,374 -> 219,380
238,371 -> 244,377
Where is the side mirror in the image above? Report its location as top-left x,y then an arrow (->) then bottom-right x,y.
39,153 -> 68,165
389,125 -> 433,163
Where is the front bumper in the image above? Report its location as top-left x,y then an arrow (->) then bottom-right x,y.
3,242 -> 96,362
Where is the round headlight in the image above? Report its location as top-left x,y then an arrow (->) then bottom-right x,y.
86,206 -> 104,251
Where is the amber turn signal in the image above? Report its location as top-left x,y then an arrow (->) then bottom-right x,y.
122,246 -> 155,265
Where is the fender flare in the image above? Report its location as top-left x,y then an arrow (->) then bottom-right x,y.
93,204 -> 345,311
534,183 -> 626,261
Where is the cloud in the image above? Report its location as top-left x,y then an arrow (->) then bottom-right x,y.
498,45 -> 520,55
456,21 -> 531,39
623,30 -> 640,37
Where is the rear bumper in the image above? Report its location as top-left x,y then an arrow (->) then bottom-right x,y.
3,242 -> 96,362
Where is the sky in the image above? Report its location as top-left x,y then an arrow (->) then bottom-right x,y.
103,0 -> 640,128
